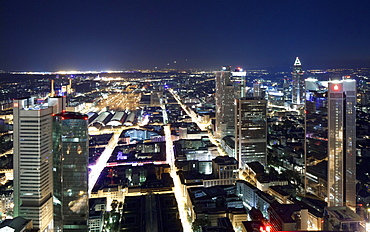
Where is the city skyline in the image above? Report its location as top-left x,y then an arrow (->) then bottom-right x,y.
1,1 -> 370,230
1,1 -> 370,71
1,58 -> 369,230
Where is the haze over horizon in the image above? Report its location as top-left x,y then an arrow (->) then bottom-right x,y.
1,0 -> 370,71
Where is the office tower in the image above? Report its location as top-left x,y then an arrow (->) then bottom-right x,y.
327,80 -> 356,207
215,66 -> 233,139
235,97 -> 267,168
253,82 -> 261,98
13,96 -> 65,231
53,112 -> 89,231
232,68 -> 246,99
215,66 -> 246,139
291,57 -> 304,106
304,79 -> 356,208
304,79 -> 328,200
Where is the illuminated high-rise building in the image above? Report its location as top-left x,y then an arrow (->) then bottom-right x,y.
215,66 -> 246,139
232,68 -> 246,99
327,79 -> 356,207
53,112 -> 89,231
304,79 -> 356,208
13,96 -> 65,231
235,97 -> 267,168
292,57 -> 305,106
215,66 -> 233,139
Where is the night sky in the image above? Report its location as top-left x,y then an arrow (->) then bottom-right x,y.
1,0 -> 370,71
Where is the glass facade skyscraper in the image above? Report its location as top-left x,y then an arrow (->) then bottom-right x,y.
53,112 -> 89,231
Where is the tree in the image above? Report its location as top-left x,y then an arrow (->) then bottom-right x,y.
192,218 -> 211,232
118,201 -> 123,211
111,200 -> 118,212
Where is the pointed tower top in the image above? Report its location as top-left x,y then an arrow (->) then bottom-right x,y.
294,57 -> 301,66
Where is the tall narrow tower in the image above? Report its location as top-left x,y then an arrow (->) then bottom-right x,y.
51,79 -> 55,97
292,57 -> 304,105
215,66 -> 233,139
327,79 -> 356,207
53,112 -> 89,231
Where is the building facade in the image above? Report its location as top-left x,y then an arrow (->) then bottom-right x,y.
53,112 -> 89,231
235,97 -> 267,168
13,97 -> 65,231
327,80 -> 356,207
304,79 -> 328,199
304,79 -> 356,208
215,67 -> 234,139
215,67 -> 246,139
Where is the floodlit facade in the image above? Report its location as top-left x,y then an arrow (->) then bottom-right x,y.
53,112 -> 89,231
235,97 -> 267,168
13,97 -> 65,231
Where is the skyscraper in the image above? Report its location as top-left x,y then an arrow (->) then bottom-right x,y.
215,66 -> 233,139
327,80 -> 356,207
292,57 -> 305,106
235,97 -> 267,168
215,66 -> 246,139
304,79 -> 328,200
53,112 -> 89,231
13,96 -> 65,231
253,82 -> 261,98
304,79 -> 356,208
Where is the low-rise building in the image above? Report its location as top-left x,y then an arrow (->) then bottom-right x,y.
188,185 -> 247,231
323,206 -> 364,231
90,185 -> 126,211
0,191 -> 13,220
268,202 -> 301,231
267,186 -> 294,204
221,136 -> 235,158
236,180 -> 276,219
89,198 -> 107,232
243,162 -> 288,192
0,216 -> 33,231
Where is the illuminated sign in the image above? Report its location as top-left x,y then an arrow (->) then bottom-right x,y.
117,151 -> 127,160
333,84 -> 339,91
13,102 -> 19,107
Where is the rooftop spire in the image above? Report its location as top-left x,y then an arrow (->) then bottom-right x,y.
294,57 -> 301,66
